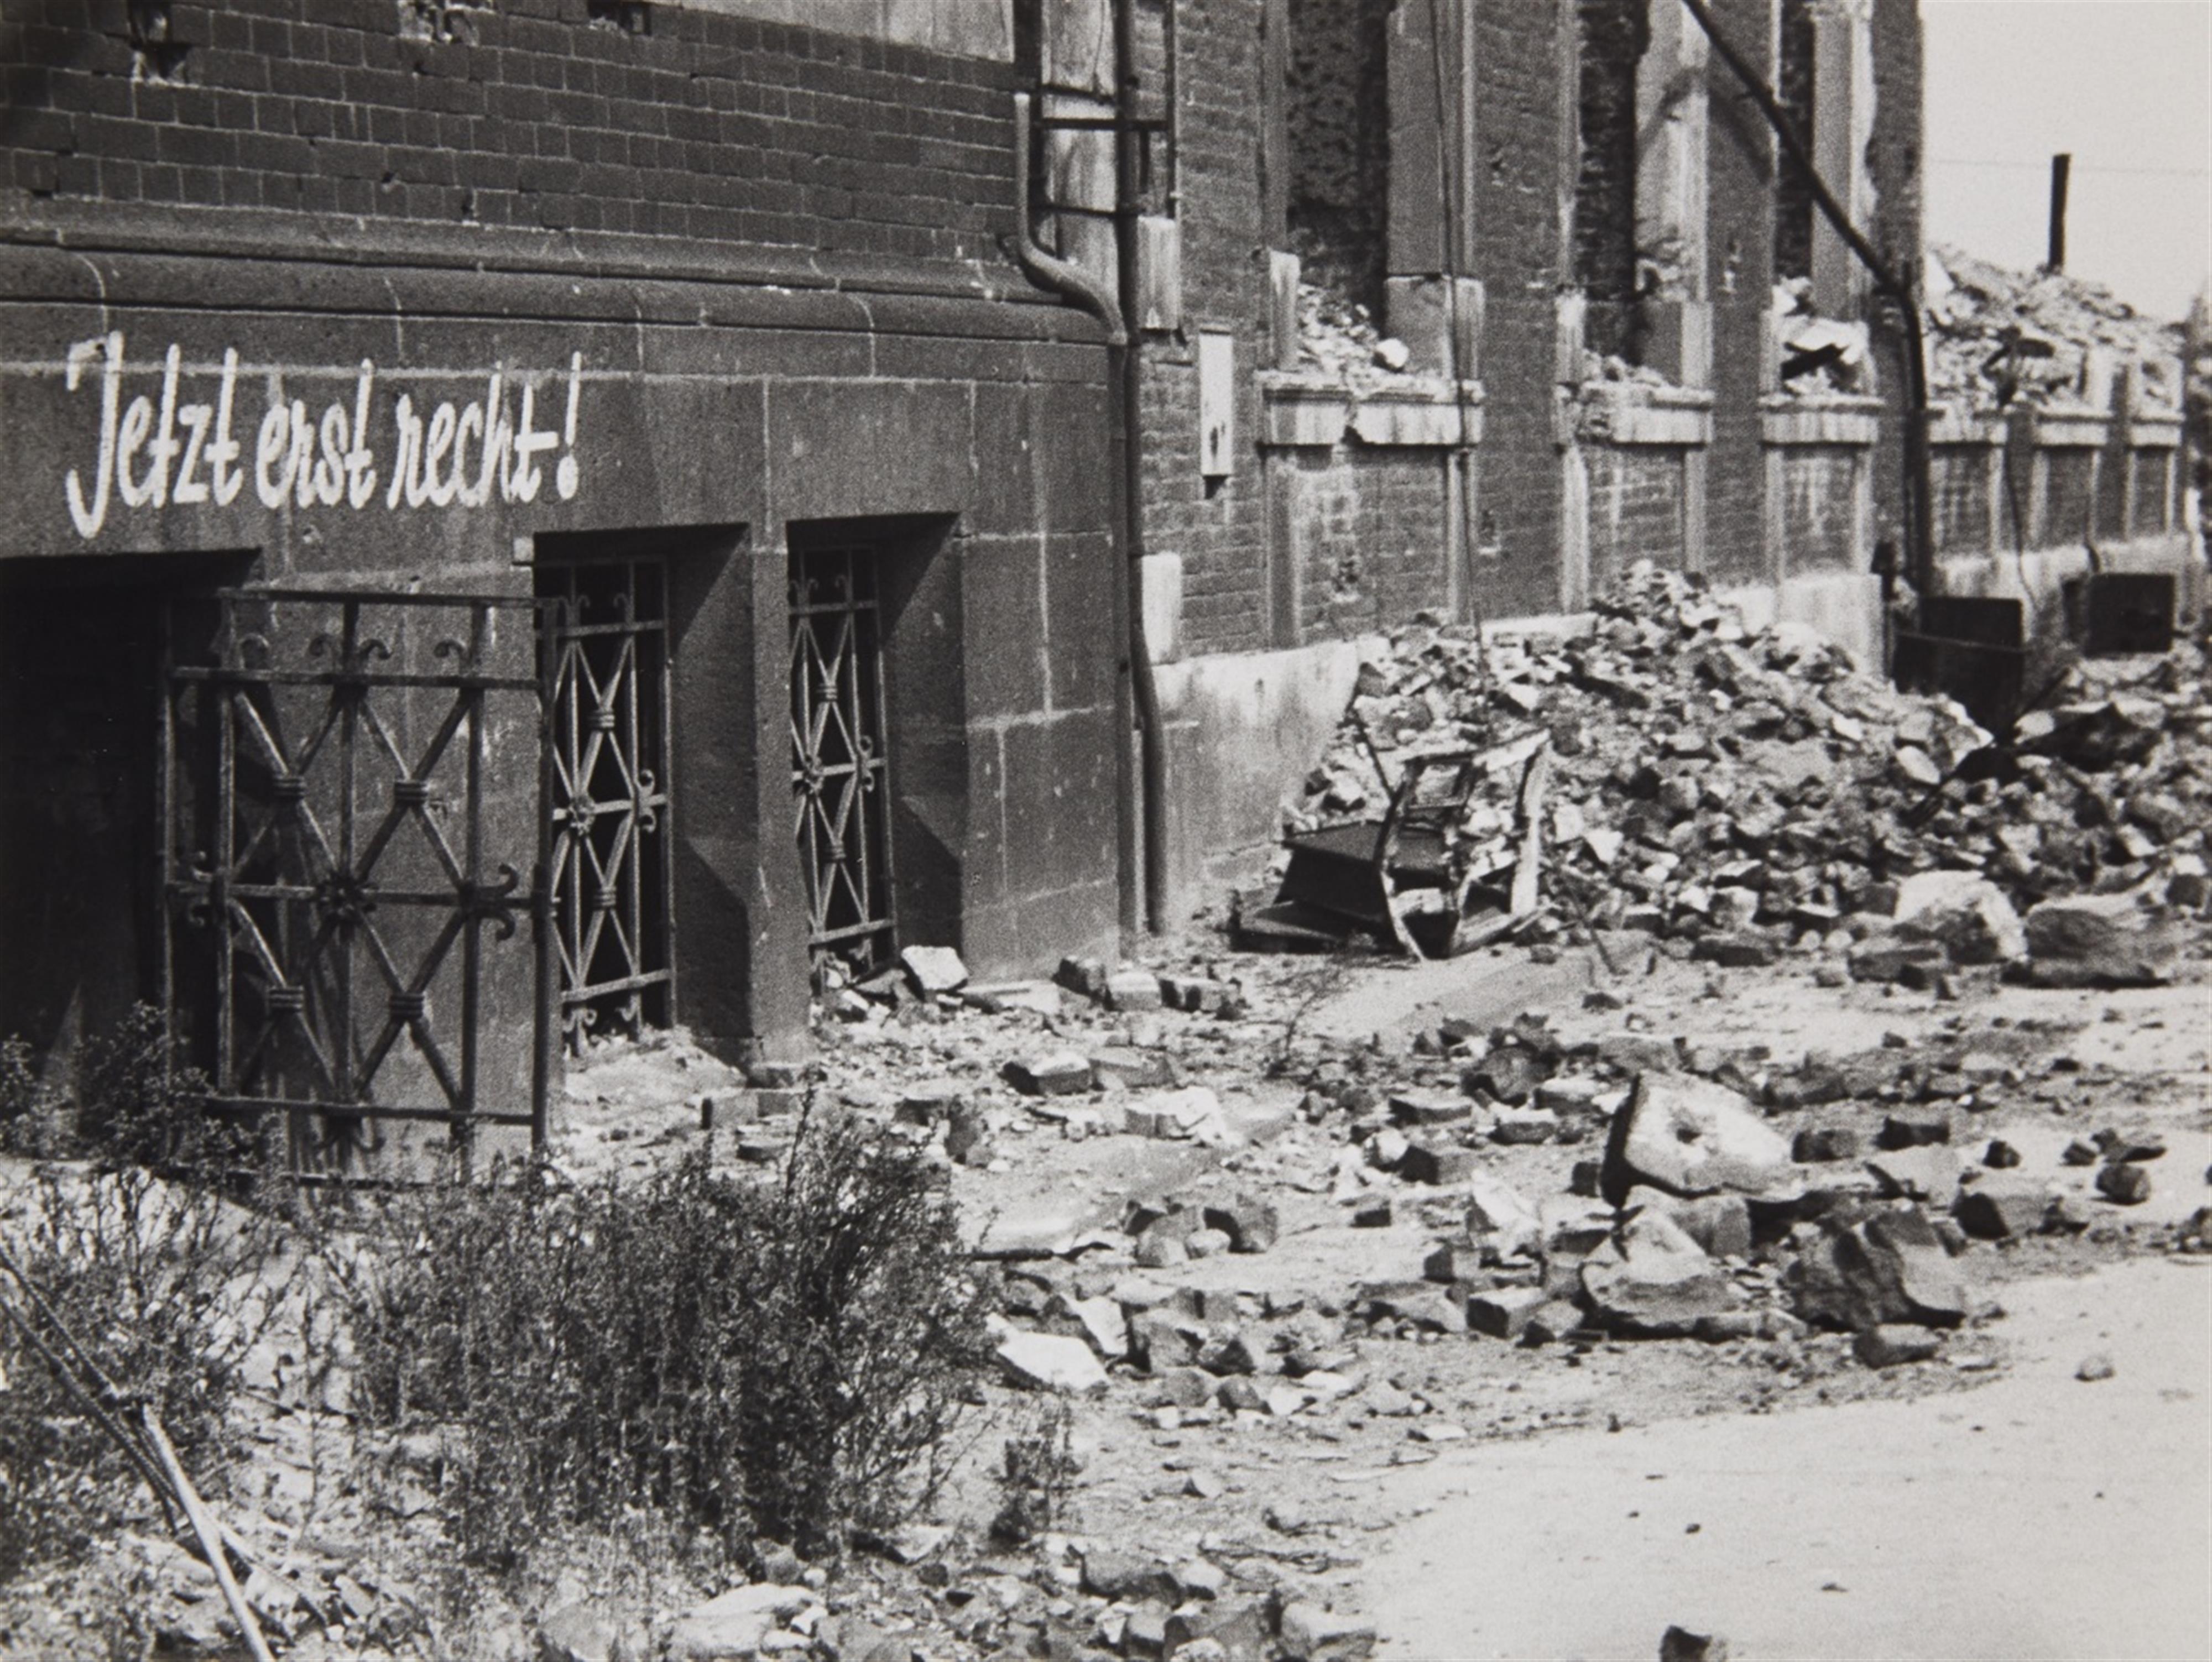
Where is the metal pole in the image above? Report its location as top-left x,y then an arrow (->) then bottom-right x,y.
2047,153 -> 2070,271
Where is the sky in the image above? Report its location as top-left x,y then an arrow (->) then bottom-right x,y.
1923,0 -> 2211,322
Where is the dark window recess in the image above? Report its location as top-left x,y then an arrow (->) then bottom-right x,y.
588,1 -> 651,35
126,1 -> 191,82
1285,0 -> 1390,323
789,539 -> 896,979
540,558 -> 674,1047
1574,0 -> 1648,356
1773,0 -> 1817,284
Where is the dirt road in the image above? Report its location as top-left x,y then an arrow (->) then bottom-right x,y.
1363,1257 -> 2212,1661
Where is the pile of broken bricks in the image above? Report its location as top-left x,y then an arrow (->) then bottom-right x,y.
1285,564 -> 2211,976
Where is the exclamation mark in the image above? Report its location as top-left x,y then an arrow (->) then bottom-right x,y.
555,352 -> 582,500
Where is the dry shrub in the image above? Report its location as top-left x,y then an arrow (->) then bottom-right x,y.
345,1109 -> 990,1564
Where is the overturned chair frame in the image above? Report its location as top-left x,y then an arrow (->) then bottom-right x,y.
1261,731 -> 1552,958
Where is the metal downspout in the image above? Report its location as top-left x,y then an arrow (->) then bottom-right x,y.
1011,93 -> 1126,347
1115,0 -> 1170,936
1012,92 -> 1159,938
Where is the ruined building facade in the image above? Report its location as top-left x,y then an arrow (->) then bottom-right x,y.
0,1 -> 2195,1146
1044,0 -> 2194,914
0,0 -> 1122,1154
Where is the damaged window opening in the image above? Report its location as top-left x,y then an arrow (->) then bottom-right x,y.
1285,0 -> 1390,331
1774,0 -> 1818,284
1575,0 -> 1650,359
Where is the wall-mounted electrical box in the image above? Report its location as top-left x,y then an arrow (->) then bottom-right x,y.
1198,328 -> 1234,479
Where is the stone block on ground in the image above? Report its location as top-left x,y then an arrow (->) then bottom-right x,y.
1088,1047 -> 1173,1090
2095,1161 -> 2153,1205
1277,1603 -> 1377,1662
1653,1193 -> 1753,1259
1790,1207 -> 1966,1330
1877,1112 -> 1953,1149
1081,1549 -> 1177,1603
1658,1624 -> 1731,1662
995,1330 -> 1109,1394
1847,937 -> 1949,985
668,1586 -> 817,1662
1391,1090 -> 1473,1127
1202,1193 -> 1280,1253
1521,1299 -> 1588,1345
1855,1324 -> 1940,1368
1580,1210 -> 1745,1337
1865,1146 -> 1964,1206
1104,968 -> 1166,1011
1467,1284 -> 1551,1340
1465,1174 -> 1543,1261
1462,1047 -> 1546,1105
1401,1141 -> 1479,1186
1601,1074 -> 1797,1206
1692,930 -> 1780,969
1953,1179 -> 2053,1240
1489,1107 -> 1559,1145
1056,957 -> 1108,999
1063,1294 -> 1129,1360
1891,871 -> 2027,965
1005,1051 -> 1093,1097
900,944 -> 969,994
1793,1126 -> 1862,1163
1164,1600 -> 1269,1659
2023,893 -> 2180,987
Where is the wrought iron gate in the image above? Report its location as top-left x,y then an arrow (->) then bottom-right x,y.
541,558 -> 674,1047
163,590 -> 553,1165
789,540 -> 895,973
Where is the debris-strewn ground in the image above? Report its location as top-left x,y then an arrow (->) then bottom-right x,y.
4,593 -> 2209,1662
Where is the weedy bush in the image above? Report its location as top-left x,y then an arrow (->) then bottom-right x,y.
0,1007 -> 281,1576
0,1162 -> 288,1576
0,1035 -> 67,1159
345,1108 -> 991,1564
989,1398 -> 1077,1546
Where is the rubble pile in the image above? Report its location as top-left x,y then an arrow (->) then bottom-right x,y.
1924,245 -> 2187,409
1286,563 -> 2212,985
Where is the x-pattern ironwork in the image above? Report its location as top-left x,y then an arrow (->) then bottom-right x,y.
790,542 -> 894,973
541,560 -> 672,1047
165,591 -> 551,1163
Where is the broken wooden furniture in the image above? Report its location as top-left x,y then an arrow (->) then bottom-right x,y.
1239,732 -> 1552,958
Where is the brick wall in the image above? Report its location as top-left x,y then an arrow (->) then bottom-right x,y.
1864,0 -> 1923,542
2131,450 -> 2177,535
2096,437 -> 2131,541
2037,450 -> 2095,549
1281,443 -> 1452,636
1775,445 -> 1858,571
1704,0 -> 1779,581
1931,445 -> 1992,553
1585,442 -> 1687,592
1469,0 -> 1570,616
0,0 -> 1016,262
1141,0 -> 1272,660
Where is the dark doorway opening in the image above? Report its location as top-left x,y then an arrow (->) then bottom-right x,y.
0,552 -> 248,1089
